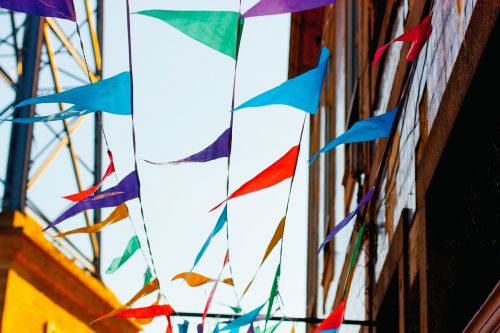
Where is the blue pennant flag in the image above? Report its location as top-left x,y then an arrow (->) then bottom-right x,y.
4,72 -> 131,123
220,303 -> 266,331
309,107 -> 398,164
232,47 -> 330,114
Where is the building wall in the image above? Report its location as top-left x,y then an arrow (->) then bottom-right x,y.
291,0 -> 499,332
0,211 -> 140,333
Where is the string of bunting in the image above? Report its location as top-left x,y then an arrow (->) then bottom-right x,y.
0,0 -> 436,332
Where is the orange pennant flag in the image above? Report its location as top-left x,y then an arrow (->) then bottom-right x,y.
54,203 -> 129,237
210,146 -> 299,212
172,272 -> 234,287
373,16 -> 432,66
91,278 -> 160,325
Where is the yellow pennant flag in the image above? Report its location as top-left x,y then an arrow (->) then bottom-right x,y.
172,272 -> 234,287
90,278 -> 160,324
55,203 -> 129,237
241,217 -> 285,298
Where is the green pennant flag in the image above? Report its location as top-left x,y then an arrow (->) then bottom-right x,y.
135,10 -> 240,59
144,267 -> 153,286
265,263 -> 281,329
341,224 -> 365,299
106,235 -> 141,274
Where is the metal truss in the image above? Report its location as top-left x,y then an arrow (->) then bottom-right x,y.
0,1 -> 104,278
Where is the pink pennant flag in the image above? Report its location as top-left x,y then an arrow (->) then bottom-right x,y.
210,146 -> 299,212
63,150 -> 115,202
373,15 -> 432,66
202,250 -> 230,328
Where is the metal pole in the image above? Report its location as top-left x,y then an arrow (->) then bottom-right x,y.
93,0 -> 105,279
2,15 -> 44,212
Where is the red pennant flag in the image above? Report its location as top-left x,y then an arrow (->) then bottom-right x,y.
113,304 -> 175,333
313,301 -> 346,333
373,15 -> 432,66
210,146 -> 299,212
63,150 -> 116,201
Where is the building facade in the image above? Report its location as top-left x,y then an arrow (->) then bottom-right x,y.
290,1 -> 499,332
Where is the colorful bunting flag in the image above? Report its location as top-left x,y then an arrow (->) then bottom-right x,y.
113,304 -> 175,319
0,0 -> 76,21
220,303 -> 267,331
135,293 -> 162,325
135,10 -> 240,59
106,235 -> 141,274
64,150 -> 115,201
373,16 -> 432,66
232,47 -> 330,114
12,72 -> 131,122
2,104 -> 94,123
91,278 -> 160,324
309,108 -> 398,164
144,267 -> 153,287
54,203 -> 129,237
192,206 -> 228,269
178,321 -> 190,333
210,146 -> 299,212
172,272 -> 234,287
202,251 -> 230,327
265,264 -> 281,328
44,170 -> 139,230
242,0 -> 336,18
144,128 -> 231,165
313,301 -> 346,333
342,224 -> 365,299
317,186 -> 374,253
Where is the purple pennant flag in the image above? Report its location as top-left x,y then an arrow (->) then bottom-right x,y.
0,0 -> 76,21
144,128 -> 231,165
242,0 -> 336,18
44,171 -> 139,231
317,186 -> 375,253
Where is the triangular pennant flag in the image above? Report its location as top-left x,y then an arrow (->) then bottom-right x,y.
243,0 -> 336,18
136,293 -> 162,325
265,264 -> 281,328
260,217 -> 285,266
0,0 -> 76,21
318,186 -> 374,253
45,170 -> 139,230
113,304 -> 175,319
64,150 -> 115,201
202,251 -> 230,327
232,47 -> 329,114
210,146 -> 299,212
220,303 -> 267,331
313,301 -> 346,333
144,267 -> 153,287
91,278 -> 160,324
342,224 -> 365,300
54,203 -> 129,237
172,272 -> 234,287
135,10 -> 240,59
2,104 -> 95,123
192,206 -> 228,269
309,108 -> 398,164
14,71 -> 131,117
106,235 -> 141,274
178,321 -> 190,333
144,128 -> 231,165
373,16 -> 432,66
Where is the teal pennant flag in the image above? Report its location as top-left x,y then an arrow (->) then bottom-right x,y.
221,303 -> 266,331
191,206 -> 228,270
232,47 -> 330,114
135,10 -> 240,59
106,235 -> 141,274
265,264 -> 281,328
4,72 -> 131,123
309,107 -> 398,164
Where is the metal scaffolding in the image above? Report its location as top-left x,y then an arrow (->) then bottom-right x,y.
0,1 -> 104,278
